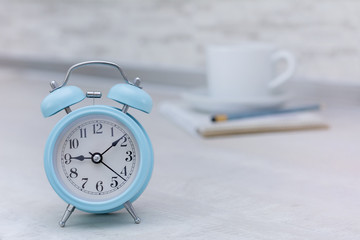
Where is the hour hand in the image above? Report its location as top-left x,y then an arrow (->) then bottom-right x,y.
70,155 -> 92,161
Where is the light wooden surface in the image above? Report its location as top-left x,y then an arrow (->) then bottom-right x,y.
1,68 -> 360,239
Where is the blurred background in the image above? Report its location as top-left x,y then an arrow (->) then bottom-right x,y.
1,0 -> 360,83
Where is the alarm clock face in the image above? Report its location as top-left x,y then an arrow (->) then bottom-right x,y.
53,114 -> 140,202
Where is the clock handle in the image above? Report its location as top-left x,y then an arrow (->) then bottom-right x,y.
50,61 -> 131,93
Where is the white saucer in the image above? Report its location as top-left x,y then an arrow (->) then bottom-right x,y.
181,89 -> 289,113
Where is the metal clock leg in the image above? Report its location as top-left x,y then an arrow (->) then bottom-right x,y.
124,201 -> 141,224
59,204 -> 76,227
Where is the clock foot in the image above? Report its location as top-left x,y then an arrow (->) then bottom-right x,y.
124,201 -> 141,224
59,204 -> 76,227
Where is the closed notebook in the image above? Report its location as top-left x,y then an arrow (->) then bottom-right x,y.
159,101 -> 328,137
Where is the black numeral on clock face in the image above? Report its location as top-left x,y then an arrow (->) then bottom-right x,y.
96,181 -> 104,192
64,153 -> 71,164
110,177 -> 118,188
69,168 -> 78,178
69,139 -> 79,149
81,178 -> 88,188
125,151 -> 133,162
93,123 -> 103,134
120,166 -> 127,176
80,128 -> 87,138
120,136 -> 127,147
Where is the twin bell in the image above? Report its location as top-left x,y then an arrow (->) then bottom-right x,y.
40,61 -> 152,118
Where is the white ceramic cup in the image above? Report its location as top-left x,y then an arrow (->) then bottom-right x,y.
206,43 -> 296,99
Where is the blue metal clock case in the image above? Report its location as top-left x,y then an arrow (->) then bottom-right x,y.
44,105 -> 153,214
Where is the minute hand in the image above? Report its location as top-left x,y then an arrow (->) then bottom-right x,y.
101,134 -> 126,155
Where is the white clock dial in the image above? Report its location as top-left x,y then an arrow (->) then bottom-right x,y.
53,115 -> 140,202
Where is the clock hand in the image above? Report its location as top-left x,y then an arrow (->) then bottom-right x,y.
101,161 -> 126,181
101,134 -> 127,155
89,152 -> 126,181
69,155 -> 92,161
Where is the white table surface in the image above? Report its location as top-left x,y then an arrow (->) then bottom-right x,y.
1,68 -> 360,239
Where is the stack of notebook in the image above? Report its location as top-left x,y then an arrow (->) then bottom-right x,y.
159,101 -> 328,137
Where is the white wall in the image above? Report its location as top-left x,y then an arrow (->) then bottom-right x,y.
1,0 -> 359,83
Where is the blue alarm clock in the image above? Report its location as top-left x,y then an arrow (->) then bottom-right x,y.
41,61 -> 153,227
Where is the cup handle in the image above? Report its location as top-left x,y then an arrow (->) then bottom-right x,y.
268,50 -> 296,90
